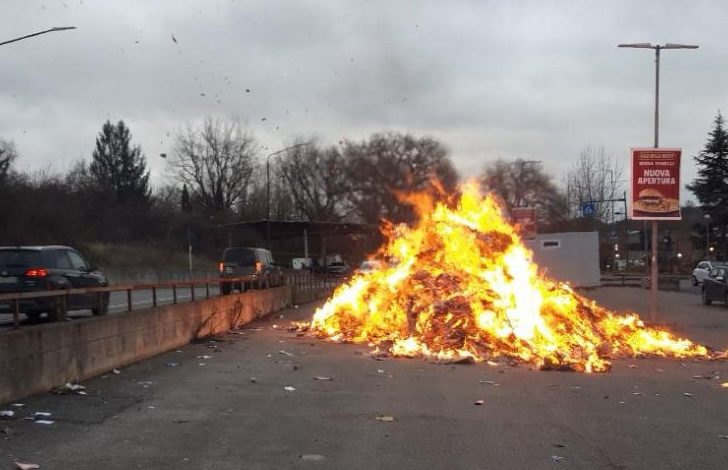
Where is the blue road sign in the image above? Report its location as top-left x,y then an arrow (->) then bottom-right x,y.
581,202 -> 596,217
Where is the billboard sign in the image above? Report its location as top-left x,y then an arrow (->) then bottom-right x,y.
630,148 -> 681,220
512,207 -> 537,239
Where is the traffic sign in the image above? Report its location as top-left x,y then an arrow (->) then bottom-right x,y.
581,202 -> 596,217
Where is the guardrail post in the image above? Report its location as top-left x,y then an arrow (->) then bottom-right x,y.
173,284 -> 177,304
152,287 -> 157,308
59,294 -> 68,322
190,282 -> 195,301
13,298 -> 20,329
127,289 -> 132,312
205,281 -> 210,299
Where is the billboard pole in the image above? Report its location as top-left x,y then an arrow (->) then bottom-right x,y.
619,42 -> 698,323
651,46 -> 660,323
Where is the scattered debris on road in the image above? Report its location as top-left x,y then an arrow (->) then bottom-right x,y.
478,380 -> 499,386
137,381 -> 154,388
284,386 -> 296,391
165,362 -> 181,368
279,350 -> 294,357
300,454 -> 325,461
314,376 -> 333,381
474,400 -> 484,405
551,455 -> 564,462
684,392 -> 693,398
197,355 -> 212,360
250,377 -> 257,383
376,415 -> 395,422
11,404 -> 25,408
112,368 -> 121,375
0,410 -> 15,419
719,435 -> 728,440
14,461 -> 40,470
51,383 -> 87,395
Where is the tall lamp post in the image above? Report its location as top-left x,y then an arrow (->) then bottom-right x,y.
266,142 -> 313,248
704,213 -> 711,258
618,42 -> 698,321
1,26 -> 76,47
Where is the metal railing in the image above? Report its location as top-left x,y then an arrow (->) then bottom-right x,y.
0,271 -> 342,330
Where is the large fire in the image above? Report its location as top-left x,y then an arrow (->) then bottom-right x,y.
309,183 -> 712,373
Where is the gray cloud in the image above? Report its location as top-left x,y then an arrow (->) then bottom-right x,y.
1,0 -> 727,201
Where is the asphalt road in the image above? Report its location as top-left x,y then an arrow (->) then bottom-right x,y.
1,287 -> 728,469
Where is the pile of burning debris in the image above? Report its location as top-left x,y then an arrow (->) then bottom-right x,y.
303,183 -> 715,373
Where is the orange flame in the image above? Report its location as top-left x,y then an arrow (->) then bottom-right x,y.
310,182 -> 710,372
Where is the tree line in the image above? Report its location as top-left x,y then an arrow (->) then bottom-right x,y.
1,113 -> 725,261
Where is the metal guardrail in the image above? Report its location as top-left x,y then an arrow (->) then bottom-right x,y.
0,271 -> 342,330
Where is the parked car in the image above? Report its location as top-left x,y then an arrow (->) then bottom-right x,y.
326,261 -> 350,277
692,261 -> 727,286
219,247 -> 284,294
0,245 -> 109,322
701,266 -> 728,305
358,260 -> 383,274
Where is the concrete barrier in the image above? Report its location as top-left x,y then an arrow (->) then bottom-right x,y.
0,286 -> 292,405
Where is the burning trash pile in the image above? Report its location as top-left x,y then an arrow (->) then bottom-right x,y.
307,182 -> 712,373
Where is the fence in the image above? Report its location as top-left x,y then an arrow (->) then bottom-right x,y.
0,271 -> 341,330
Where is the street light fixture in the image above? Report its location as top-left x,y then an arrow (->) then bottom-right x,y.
266,142 -> 313,248
0,26 -> 76,47
618,41 -> 698,321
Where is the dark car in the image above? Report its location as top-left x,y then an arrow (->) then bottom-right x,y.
219,247 -> 284,294
701,266 -> 728,306
0,246 -> 110,322
326,261 -> 350,277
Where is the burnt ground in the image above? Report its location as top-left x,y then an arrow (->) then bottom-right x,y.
1,287 -> 728,470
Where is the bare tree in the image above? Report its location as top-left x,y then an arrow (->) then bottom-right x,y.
343,133 -> 459,224
277,141 -> 352,221
0,139 -> 18,182
169,118 -> 257,219
480,158 -> 569,230
563,146 -> 624,222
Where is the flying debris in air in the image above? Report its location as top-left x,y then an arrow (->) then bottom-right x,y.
172,34 -> 178,44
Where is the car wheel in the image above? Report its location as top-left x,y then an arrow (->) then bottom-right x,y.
692,275 -> 698,286
46,299 -> 65,321
702,288 -> 712,305
26,311 -> 42,323
220,282 -> 231,295
92,292 -> 110,316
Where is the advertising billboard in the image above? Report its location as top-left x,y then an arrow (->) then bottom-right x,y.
630,148 -> 681,220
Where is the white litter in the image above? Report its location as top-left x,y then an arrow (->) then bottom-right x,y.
14,461 -> 40,470
284,386 -> 296,391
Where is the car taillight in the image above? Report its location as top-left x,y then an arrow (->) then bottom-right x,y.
255,261 -> 262,272
25,268 -> 49,278
218,262 -> 224,272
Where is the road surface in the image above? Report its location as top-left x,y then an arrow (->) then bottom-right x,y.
1,287 -> 727,469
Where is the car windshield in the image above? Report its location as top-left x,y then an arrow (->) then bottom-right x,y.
223,248 -> 256,265
0,250 -> 42,268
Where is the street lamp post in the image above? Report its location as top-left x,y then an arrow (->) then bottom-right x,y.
618,42 -> 698,322
704,213 -> 711,258
0,26 -> 76,47
266,142 -> 313,249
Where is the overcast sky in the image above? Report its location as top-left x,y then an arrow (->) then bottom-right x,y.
2,0 -> 727,201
